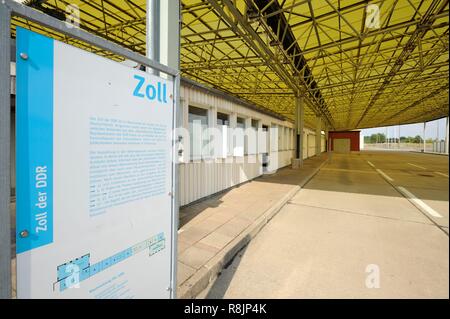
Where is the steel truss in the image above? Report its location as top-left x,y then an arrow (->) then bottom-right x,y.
181,0 -> 449,130
9,0 -> 450,130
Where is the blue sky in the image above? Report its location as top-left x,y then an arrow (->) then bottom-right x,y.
361,117 -> 448,140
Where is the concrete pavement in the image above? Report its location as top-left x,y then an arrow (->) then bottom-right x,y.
177,154 -> 329,298
199,151 -> 449,298
361,151 -> 448,232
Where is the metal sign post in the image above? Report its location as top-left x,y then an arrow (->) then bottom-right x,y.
0,2 -> 12,300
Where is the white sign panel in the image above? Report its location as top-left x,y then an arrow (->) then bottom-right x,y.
16,28 -> 176,298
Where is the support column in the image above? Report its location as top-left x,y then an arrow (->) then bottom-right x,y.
386,127 -> 389,149
423,122 -> 426,152
360,129 -> 365,150
293,96 -> 304,168
146,0 -> 180,298
147,0 -> 180,71
445,117 -> 449,154
315,115 -> 321,156
147,0 -> 160,74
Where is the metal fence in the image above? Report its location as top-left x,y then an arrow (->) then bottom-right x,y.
363,142 -> 449,154
431,141 -> 447,154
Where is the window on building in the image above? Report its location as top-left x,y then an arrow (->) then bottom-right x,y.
188,106 -> 208,160
217,112 -> 229,126
248,119 -> 259,155
236,117 -> 245,129
217,112 -> 230,157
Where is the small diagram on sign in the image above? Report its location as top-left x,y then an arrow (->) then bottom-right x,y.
53,232 -> 166,292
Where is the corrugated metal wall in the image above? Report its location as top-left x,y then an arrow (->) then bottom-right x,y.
179,83 -> 325,206
307,134 -> 316,158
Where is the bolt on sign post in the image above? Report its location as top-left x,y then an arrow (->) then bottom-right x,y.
15,27 -> 177,298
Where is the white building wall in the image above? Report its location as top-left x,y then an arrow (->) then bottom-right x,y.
307,134 -> 316,158
179,82 -> 322,206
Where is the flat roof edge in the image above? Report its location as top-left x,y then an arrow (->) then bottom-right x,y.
181,77 -> 287,122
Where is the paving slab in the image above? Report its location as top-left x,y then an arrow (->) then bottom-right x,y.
199,232 -> 234,250
177,262 -> 196,286
179,244 -> 219,270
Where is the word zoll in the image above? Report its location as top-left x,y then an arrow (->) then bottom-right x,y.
133,75 -> 168,103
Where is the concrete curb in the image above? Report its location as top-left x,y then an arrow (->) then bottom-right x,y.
178,157 -> 329,299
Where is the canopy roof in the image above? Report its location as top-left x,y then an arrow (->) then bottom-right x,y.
11,0 -> 449,130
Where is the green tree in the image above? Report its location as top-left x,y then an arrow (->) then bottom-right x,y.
377,133 -> 386,143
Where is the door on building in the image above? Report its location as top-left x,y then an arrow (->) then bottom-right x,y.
333,138 -> 351,153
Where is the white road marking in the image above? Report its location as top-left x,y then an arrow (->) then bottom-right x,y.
376,169 -> 394,182
408,163 -> 426,170
367,161 -> 375,168
397,186 -> 443,218
434,171 -> 449,178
